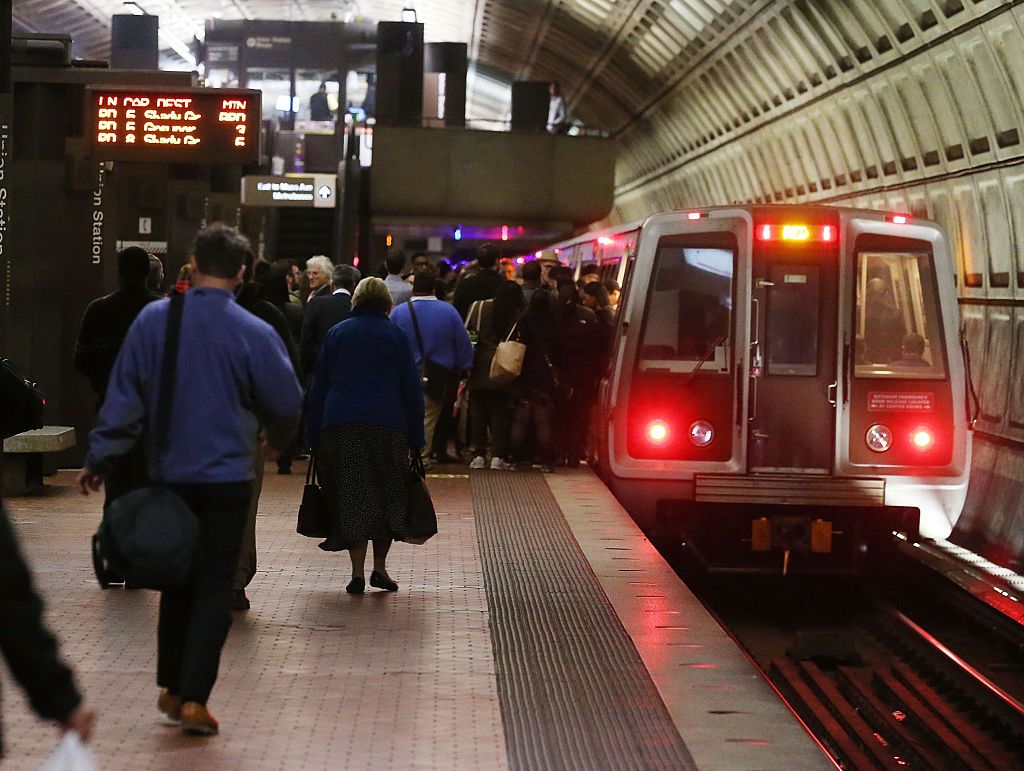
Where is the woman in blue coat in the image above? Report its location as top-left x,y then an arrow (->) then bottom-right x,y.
306,277 -> 425,593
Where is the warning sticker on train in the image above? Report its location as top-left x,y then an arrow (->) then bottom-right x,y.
867,392 -> 934,412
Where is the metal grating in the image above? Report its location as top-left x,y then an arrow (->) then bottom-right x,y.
696,474 -> 886,506
472,471 -> 696,770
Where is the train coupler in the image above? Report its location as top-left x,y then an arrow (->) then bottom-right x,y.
750,516 -> 834,556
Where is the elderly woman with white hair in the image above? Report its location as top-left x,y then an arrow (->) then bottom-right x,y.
305,276 -> 425,593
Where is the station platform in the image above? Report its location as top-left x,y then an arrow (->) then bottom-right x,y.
2,463 -> 831,770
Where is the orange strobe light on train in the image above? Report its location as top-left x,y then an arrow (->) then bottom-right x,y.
757,223 -> 836,242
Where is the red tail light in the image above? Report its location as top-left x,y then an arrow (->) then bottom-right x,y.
910,427 -> 934,451
645,419 -> 670,446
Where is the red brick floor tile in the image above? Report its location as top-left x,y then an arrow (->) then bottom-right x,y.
2,464 -> 506,770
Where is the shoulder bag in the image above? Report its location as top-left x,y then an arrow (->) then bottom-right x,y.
407,299 -> 461,402
92,292 -> 199,590
297,455 -> 331,538
489,321 -> 526,384
403,454 -> 437,545
464,299 -> 488,348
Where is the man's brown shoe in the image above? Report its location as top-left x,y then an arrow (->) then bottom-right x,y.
157,690 -> 182,723
181,702 -> 219,736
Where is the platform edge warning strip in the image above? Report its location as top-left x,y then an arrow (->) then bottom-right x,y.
472,471 -> 696,770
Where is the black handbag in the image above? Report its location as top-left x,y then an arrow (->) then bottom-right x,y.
407,299 -> 460,402
92,291 -> 199,590
403,454 -> 437,545
297,455 -> 331,538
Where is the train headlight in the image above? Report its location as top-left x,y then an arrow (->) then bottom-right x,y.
910,427 -> 934,451
865,424 -> 893,452
689,420 -> 714,447
645,419 -> 670,446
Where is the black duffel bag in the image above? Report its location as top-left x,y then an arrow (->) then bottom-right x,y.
92,291 -> 198,590
95,487 -> 198,589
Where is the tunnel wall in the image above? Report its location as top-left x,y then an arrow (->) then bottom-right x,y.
608,0 -> 1024,569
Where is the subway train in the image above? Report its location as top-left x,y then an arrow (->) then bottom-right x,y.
545,206 -> 973,572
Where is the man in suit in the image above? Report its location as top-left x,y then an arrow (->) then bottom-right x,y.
304,255 -> 334,303
301,264 -> 361,379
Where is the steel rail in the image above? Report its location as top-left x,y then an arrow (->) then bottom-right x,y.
884,604 -> 1024,720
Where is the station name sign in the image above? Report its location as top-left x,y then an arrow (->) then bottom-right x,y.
241,174 -> 336,208
86,87 -> 261,164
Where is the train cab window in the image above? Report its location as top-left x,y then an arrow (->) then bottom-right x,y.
766,265 -> 820,376
637,235 -> 736,373
854,251 -> 946,378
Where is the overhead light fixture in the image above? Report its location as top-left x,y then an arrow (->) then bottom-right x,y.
401,6 -> 418,23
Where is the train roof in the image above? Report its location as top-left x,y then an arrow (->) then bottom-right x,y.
546,204 -> 937,251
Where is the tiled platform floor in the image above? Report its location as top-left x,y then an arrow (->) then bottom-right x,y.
2,464 -> 507,770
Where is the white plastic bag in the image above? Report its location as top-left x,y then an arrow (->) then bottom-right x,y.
40,731 -> 98,771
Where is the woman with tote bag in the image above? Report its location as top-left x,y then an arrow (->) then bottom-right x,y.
467,281 -> 525,470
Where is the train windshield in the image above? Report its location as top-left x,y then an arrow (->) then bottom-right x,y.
854,251 -> 946,379
637,234 -> 736,373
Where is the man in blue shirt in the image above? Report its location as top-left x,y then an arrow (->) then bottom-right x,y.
77,223 -> 302,737
391,273 -> 474,465
383,251 -> 413,306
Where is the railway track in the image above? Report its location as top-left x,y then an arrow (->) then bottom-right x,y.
681,543 -> 1024,769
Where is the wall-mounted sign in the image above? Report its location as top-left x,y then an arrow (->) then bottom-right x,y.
245,36 -> 292,51
241,174 -> 336,208
86,87 -> 261,164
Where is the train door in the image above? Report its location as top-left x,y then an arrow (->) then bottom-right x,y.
747,222 -> 840,473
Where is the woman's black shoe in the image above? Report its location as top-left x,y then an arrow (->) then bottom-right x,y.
370,571 -> 398,592
346,576 -> 365,594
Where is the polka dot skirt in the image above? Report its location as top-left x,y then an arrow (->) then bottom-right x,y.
316,423 -> 411,550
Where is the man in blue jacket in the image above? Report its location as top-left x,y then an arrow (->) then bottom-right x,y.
76,223 -> 303,737
391,273 -> 474,465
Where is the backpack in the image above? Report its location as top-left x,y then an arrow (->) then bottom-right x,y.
0,358 -> 45,440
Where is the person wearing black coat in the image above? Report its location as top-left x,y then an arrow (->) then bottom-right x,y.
0,503 -> 94,756
452,243 -> 505,318
509,290 -> 563,471
300,264 -> 360,380
74,246 -> 163,555
231,255 -> 303,609
555,282 -> 604,466
257,264 -> 304,350
74,246 -> 163,405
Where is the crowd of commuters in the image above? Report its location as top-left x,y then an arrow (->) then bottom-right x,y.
41,225 -> 620,747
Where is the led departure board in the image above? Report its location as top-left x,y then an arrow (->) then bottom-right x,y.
86,87 -> 261,164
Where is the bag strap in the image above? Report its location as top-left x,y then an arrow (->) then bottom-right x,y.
305,454 -> 317,485
411,452 -> 427,479
503,320 -> 519,343
466,299 -> 488,332
406,298 -> 427,362
155,291 -> 185,454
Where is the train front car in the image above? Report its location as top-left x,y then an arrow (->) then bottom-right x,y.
596,206 -> 970,573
